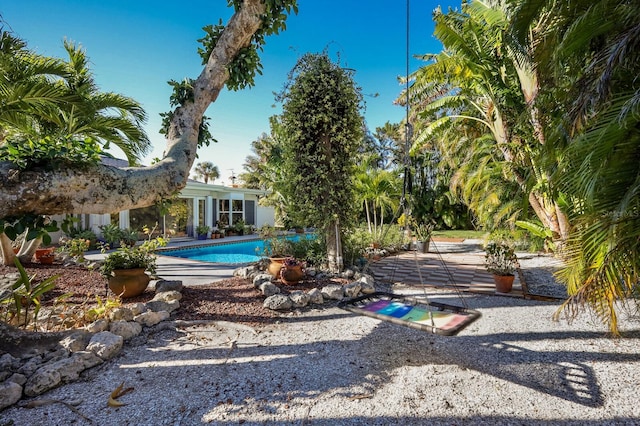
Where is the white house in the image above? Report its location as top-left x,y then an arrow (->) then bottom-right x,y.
52,158 -> 275,240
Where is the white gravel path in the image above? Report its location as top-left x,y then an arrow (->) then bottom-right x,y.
3,279 -> 639,425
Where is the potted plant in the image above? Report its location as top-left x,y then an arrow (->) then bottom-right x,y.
414,221 -> 434,253
100,234 -> 168,298
279,257 -> 305,285
195,225 -> 210,240
484,241 -> 518,293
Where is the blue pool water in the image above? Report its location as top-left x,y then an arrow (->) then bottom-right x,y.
161,235 -> 309,264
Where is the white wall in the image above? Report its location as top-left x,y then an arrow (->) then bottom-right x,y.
256,205 -> 275,228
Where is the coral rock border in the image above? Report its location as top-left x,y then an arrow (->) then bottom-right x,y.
0,279 -> 183,410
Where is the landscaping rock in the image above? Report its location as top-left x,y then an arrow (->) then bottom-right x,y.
234,265 -> 260,279
86,331 -> 123,360
321,284 -> 344,300
17,357 -> 42,377
135,310 -> 170,327
259,282 -> 281,297
342,268 -> 356,279
59,331 -> 92,353
24,351 -> 101,397
358,275 -> 376,294
8,373 -> 27,386
253,273 -> 273,288
85,319 -> 109,333
289,290 -> 310,308
343,281 -> 362,298
155,279 -> 183,293
152,290 -> 182,302
130,302 -> 147,316
109,320 -> 142,340
0,381 -> 22,410
263,294 -> 292,311
145,299 -> 180,313
307,288 -> 324,304
110,307 -> 134,322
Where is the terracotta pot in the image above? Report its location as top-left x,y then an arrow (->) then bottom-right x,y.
39,254 -> 55,265
493,274 -> 514,293
108,268 -> 150,298
280,265 -> 304,285
268,257 -> 287,277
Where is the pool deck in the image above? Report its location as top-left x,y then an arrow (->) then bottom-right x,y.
86,236 -> 529,298
85,234 -> 262,287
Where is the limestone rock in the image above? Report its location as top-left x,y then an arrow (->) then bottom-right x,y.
0,381 -> 22,410
342,268 -> 356,279
343,281 -> 362,298
260,282 -> 281,297
253,273 -> 273,288
358,275 -> 376,294
110,307 -> 134,322
289,290 -> 310,308
135,310 -> 170,327
0,353 -> 18,374
24,351 -> 102,397
109,320 -> 142,340
145,299 -> 180,313
23,364 -> 60,397
86,331 -> 123,360
155,279 -> 183,293
8,373 -> 27,386
85,319 -> 109,333
130,302 -> 147,316
59,330 -> 92,353
234,265 -> 259,279
307,288 -> 324,304
152,290 -> 182,302
263,294 -> 292,311
17,357 -> 42,377
321,284 -> 344,300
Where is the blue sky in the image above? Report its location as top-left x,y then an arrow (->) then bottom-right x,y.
3,1 -> 459,183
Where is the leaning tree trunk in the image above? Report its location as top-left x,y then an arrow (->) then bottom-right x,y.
0,0 -> 266,219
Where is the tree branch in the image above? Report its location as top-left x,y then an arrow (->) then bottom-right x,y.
0,0 -> 266,217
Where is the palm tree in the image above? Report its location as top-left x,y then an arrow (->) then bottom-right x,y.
406,0 -> 568,241
512,0 -> 640,334
0,32 -> 149,164
354,165 -> 401,240
193,161 -> 220,183
0,29 -> 69,141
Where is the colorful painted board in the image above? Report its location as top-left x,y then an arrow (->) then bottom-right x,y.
338,292 -> 481,336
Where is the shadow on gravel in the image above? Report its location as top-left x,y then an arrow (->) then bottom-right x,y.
129,319 -> 640,422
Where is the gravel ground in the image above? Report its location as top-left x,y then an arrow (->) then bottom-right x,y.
2,256 -> 640,425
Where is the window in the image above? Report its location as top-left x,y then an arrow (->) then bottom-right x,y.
232,199 -> 243,224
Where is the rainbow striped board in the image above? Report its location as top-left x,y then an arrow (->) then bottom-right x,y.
338,292 -> 481,336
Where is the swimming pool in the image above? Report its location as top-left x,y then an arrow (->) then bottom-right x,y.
160,235 -> 308,264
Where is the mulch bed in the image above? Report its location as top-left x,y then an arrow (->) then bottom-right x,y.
1,262 -> 348,329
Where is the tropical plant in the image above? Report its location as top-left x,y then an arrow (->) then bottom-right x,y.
195,225 -> 210,236
413,221 -> 434,242
0,1 -> 298,224
276,52 -> 364,272
510,0 -> 640,334
193,161 -> 220,184
100,230 -> 167,278
406,0 -> 568,242
0,258 -> 59,329
354,166 -> 401,240
58,237 -> 91,262
484,241 -> 518,276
